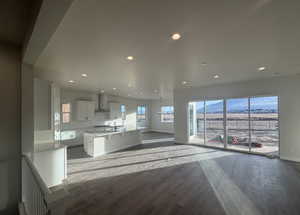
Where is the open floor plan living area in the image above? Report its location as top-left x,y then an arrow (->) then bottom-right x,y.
1,0 -> 300,214
64,134 -> 300,215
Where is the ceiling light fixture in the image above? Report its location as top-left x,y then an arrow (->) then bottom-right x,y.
258,67 -> 266,72
113,87 -> 117,90
171,33 -> 181,40
127,56 -> 134,61
182,81 -> 187,85
100,90 -> 105,93
68,80 -> 75,83
81,73 -> 87,77
213,75 -> 220,79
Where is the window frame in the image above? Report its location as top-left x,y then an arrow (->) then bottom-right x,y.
137,105 -> 147,121
62,103 -> 71,123
161,105 -> 174,123
187,95 -> 280,155
120,104 -> 126,120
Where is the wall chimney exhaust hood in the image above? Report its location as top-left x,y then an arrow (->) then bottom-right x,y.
96,93 -> 109,112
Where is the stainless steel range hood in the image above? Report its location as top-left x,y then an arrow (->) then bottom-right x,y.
96,93 -> 109,112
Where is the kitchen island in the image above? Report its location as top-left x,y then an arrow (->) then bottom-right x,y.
83,130 -> 141,157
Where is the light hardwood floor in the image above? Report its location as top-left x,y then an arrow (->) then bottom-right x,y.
65,136 -> 300,215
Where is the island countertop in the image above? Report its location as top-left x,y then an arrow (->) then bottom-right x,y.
83,129 -> 141,157
84,129 -> 141,138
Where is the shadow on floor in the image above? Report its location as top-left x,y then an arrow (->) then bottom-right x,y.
67,145 -> 91,160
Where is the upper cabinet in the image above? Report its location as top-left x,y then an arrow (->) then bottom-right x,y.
109,102 -> 121,120
76,101 -> 95,121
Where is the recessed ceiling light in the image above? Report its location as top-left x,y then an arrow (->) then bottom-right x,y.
182,81 -> 187,85
258,67 -> 266,72
171,33 -> 181,40
213,75 -> 220,79
113,87 -> 117,90
100,90 -> 105,93
127,56 -> 134,61
81,73 -> 87,77
68,80 -> 75,83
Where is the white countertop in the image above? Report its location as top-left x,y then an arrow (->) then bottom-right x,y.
34,142 -> 67,152
84,129 -> 141,137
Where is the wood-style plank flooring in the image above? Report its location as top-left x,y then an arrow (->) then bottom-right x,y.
65,133 -> 300,215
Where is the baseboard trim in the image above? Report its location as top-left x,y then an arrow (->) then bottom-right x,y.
142,138 -> 175,144
19,202 -> 27,215
280,156 -> 300,163
150,130 -> 174,134
175,141 -> 282,159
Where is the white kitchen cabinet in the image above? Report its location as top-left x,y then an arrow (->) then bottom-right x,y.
83,130 -> 141,157
87,101 -> 95,119
76,100 -> 95,121
109,102 -> 121,120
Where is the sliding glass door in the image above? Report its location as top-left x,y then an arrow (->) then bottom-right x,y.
189,102 -> 196,136
205,100 -> 224,148
188,100 -> 224,147
250,96 -> 279,154
196,101 -> 205,144
226,98 -> 250,152
189,101 -> 205,145
188,96 -> 279,155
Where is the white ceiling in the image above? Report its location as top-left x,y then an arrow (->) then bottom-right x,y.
35,0 -> 300,99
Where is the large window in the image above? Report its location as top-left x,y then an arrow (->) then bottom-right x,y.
227,98 -> 250,152
137,105 -> 146,121
205,100 -> 224,148
250,96 -> 279,153
188,96 -> 279,155
161,106 -> 174,123
62,103 -> 71,123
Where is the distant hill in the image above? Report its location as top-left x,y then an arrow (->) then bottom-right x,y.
197,97 -> 278,113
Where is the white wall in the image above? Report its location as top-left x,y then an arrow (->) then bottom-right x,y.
33,146 -> 66,187
60,89 -> 99,146
33,78 -> 57,150
150,99 -> 174,133
0,43 -> 21,214
22,64 -> 34,157
174,75 -> 300,162
107,95 -> 151,130
34,78 -> 51,131
61,88 -> 99,128
51,83 -> 61,143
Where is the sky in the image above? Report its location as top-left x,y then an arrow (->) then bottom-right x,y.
192,96 -> 278,113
